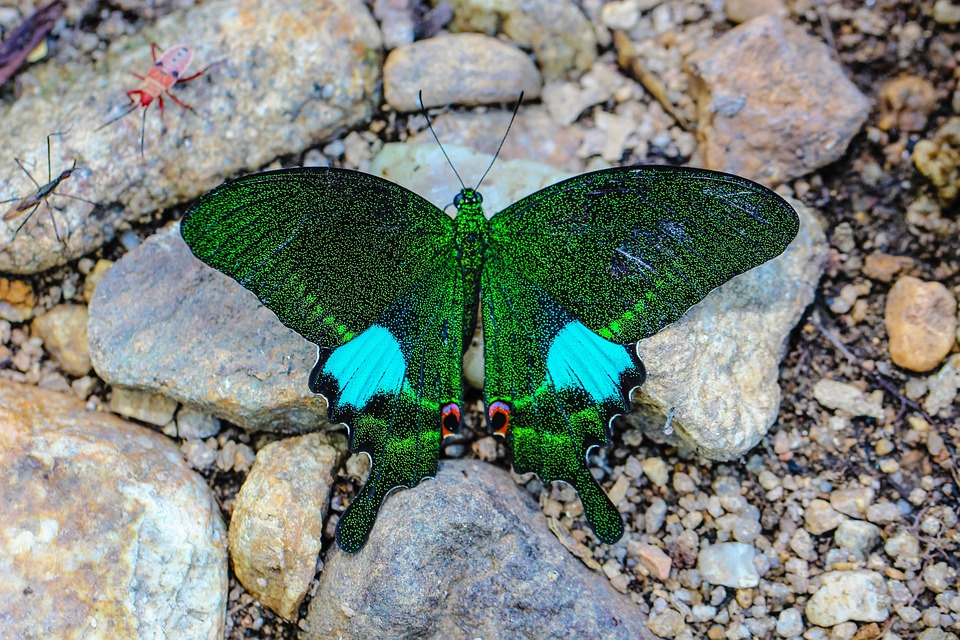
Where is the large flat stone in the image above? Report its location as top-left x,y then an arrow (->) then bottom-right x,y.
0,381 -> 228,639
0,0 -> 381,274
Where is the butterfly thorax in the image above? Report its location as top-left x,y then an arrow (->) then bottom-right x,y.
453,188 -> 488,346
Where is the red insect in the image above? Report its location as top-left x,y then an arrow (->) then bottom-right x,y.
99,43 -> 215,157
1,133 -> 97,244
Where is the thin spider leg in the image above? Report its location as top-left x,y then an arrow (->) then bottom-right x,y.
12,202 -> 40,236
57,193 -> 101,207
45,134 -> 53,182
43,198 -> 63,244
13,158 -> 41,189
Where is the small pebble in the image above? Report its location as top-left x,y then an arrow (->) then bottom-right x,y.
640,457 -> 669,487
805,499 -> 845,535
698,543 -> 759,588
830,488 -> 874,518
647,608 -> 686,637
804,570 -> 889,626
866,502 -> 901,524
776,608 -> 803,637
834,520 -> 880,558
812,379 -> 884,420
884,276 -> 957,373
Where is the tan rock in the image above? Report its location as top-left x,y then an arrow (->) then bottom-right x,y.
878,75 -> 937,133
885,276 -> 957,372
384,33 -> 542,112
724,0 -> 787,23
109,386 -> 179,426
689,15 -> 870,186
82,258 -> 113,303
31,304 -> 91,376
913,117 -> 960,203
0,380 -> 227,638
0,277 -> 35,322
862,252 -> 916,283
228,433 -> 343,620
635,543 -> 673,580
804,499 -> 846,535
445,0 -> 597,79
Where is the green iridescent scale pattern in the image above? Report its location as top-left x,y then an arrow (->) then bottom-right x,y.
181,163 -> 799,552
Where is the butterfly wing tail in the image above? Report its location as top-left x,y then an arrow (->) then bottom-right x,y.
333,392 -> 443,553
508,398 -> 629,543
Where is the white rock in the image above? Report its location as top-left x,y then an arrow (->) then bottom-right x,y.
804,570 -> 889,626
698,542 -> 760,588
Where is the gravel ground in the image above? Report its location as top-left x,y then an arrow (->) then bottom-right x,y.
1,0 -> 958,639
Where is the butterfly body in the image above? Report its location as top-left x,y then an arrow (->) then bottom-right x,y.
181,161 -> 799,552
451,188 -> 486,346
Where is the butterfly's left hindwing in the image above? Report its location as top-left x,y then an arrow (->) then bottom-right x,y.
311,252 -> 465,552
481,253 -> 644,543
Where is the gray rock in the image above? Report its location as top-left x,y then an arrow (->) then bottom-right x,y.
922,562 -> 957,593
384,33 -> 542,112
812,379 -> 885,420
805,570 -> 889,626
229,433 -> 344,620
776,608 -> 804,637
0,380 -> 227,639
698,542 -> 760,588
689,15 -> 870,186
629,199 -> 826,459
865,501 -> 901,525
834,520 -> 880,559
408,105 -> 587,173
445,0 -> 597,79
369,142 -> 572,218
88,224 -> 330,432
924,353 -> 960,416
0,0 -> 382,274
305,459 -> 655,640
175,406 -> 221,440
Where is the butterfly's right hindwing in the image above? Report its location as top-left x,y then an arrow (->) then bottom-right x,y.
311,253 -> 465,552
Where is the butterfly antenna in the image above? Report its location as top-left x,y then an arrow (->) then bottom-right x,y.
418,90 -> 465,191
474,91 -> 523,192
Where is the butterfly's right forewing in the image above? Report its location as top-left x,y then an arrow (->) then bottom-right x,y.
181,168 -> 455,349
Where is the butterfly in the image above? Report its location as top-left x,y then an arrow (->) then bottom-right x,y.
180,128 -> 798,553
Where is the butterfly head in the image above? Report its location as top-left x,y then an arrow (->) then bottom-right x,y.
453,188 -> 482,210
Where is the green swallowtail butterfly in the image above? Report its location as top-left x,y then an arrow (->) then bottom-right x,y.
180,112 -> 799,553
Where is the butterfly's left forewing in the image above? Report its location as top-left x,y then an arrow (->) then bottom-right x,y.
488,166 -> 799,344
481,253 -> 644,542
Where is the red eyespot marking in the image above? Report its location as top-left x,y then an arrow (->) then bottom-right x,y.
441,403 -> 460,438
488,401 -> 511,436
